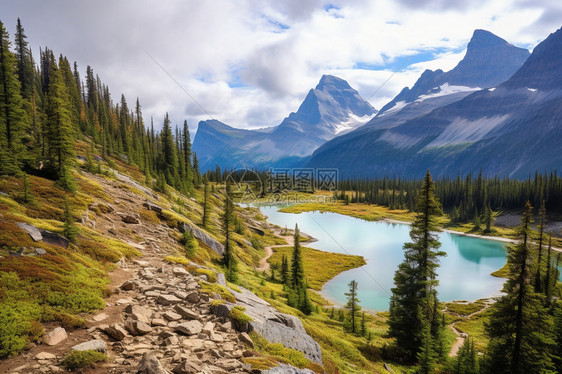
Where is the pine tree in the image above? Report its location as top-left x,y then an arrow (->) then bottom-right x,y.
452,338 -> 479,374
44,51 -> 75,187
14,19 -> 34,100
62,197 -> 78,243
484,202 -> 556,374
222,179 -> 237,282
182,119 -> 193,193
360,312 -> 367,337
160,113 -> 178,186
291,224 -> 305,289
484,203 -> 493,233
534,200 -> 546,292
344,280 -> 360,334
389,170 -> 445,361
416,326 -> 437,374
22,171 -> 33,204
544,236 -> 554,305
192,152 -> 201,187
281,254 -> 289,286
0,21 -> 27,175
202,176 -> 211,228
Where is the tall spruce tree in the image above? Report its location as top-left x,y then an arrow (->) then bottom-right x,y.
222,179 -> 237,282
281,254 -> 289,286
44,51 -> 74,184
182,119 -> 193,193
484,202 -> 556,374
202,176 -> 210,228
344,280 -> 360,334
0,21 -> 27,174
291,224 -> 305,289
388,170 -> 445,362
534,200 -> 546,292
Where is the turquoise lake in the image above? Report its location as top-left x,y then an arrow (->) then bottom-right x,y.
258,205 -> 509,311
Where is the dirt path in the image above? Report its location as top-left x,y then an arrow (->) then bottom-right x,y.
256,228 -> 294,272
448,300 -> 494,357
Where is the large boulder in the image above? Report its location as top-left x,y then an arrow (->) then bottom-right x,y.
71,339 -> 107,353
178,222 -> 224,255
211,286 -> 322,365
143,201 -> 163,214
262,365 -> 315,374
138,352 -> 170,374
40,229 -> 69,248
16,222 -> 42,242
44,327 -> 67,346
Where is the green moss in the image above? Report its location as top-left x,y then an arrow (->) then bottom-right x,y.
60,350 -> 108,370
164,256 -> 190,266
196,268 -> 217,283
200,282 -> 236,303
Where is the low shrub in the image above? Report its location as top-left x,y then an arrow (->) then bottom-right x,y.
60,350 -> 107,370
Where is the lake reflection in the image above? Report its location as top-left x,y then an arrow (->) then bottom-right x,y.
258,205 -> 508,311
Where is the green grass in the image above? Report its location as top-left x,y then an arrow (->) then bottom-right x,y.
268,246 -> 365,290
60,350 -> 108,370
444,300 -> 487,317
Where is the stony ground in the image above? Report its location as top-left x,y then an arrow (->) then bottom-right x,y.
1,172 -> 272,374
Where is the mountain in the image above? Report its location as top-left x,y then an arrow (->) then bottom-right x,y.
192,75 -> 376,171
377,29 -> 530,116
307,28 -> 562,178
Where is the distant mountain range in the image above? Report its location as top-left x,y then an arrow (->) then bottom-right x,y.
192,75 -> 376,171
308,27 -> 562,178
194,27 -> 562,178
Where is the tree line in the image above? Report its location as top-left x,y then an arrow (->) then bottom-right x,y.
337,170 -> 562,221
0,18 -> 200,193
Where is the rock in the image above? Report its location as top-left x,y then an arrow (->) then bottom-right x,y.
172,359 -> 202,374
210,303 -> 231,319
16,222 -> 42,242
173,306 -> 200,320
120,280 -> 135,291
172,267 -> 190,277
163,311 -> 182,321
262,364 -> 315,373
143,202 -> 163,214
460,332 -> 469,338
133,259 -> 151,267
44,327 -> 67,346
216,272 -> 227,287
239,332 -> 254,349
231,286 -> 322,364
163,335 -> 180,346
93,313 -> 108,322
72,339 -> 107,353
138,352 -> 170,374
121,214 -> 140,224
157,294 -> 182,305
125,304 -> 152,317
151,318 -> 168,327
173,291 -> 188,300
125,320 -> 152,335
384,363 -> 395,373
104,323 -> 128,341
35,248 -> 47,255
174,321 -> 203,335
178,222 -> 224,255
39,229 -> 69,248
202,321 -> 215,336
185,292 -> 200,304
34,352 -> 56,360
216,359 -> 243,371
132,312 -> 150,324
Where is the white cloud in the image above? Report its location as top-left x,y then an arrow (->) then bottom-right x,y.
1,0 -> 558,133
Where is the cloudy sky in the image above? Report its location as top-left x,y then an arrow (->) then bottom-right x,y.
2,0 -> 561,133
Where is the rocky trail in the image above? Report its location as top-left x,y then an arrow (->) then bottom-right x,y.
256,230 -> 294,272
2,172 -> 321,374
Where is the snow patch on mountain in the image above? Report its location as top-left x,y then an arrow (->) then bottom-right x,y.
415,83 -> 480,103
425,114 -> 511,148
334,114 -> 373,135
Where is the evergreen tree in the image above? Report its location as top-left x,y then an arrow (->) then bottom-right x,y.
344,280 -> 360,334
291,224 -> 305,289
0,21 -> 27,175
62,197 -> 78,243
416,326 -> 437,374
192,152 -> 201,187
484,202 -> 556,374
22,171 -> 33,204
180,230 -> 197,257
389,170 -> 445,362
160,113 -> 178,186
222,179 -> 237,282
484,203 -> 493,233
14,19 -> 34,100
182,119 -> 193,193
452,338 -> 479,374
534,200 -> 546,292
44,51 -> 75,186
544,236 -> 554,305
281,254 -> 289,286
202,176 -> 210,228
360,312 -> 367,337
